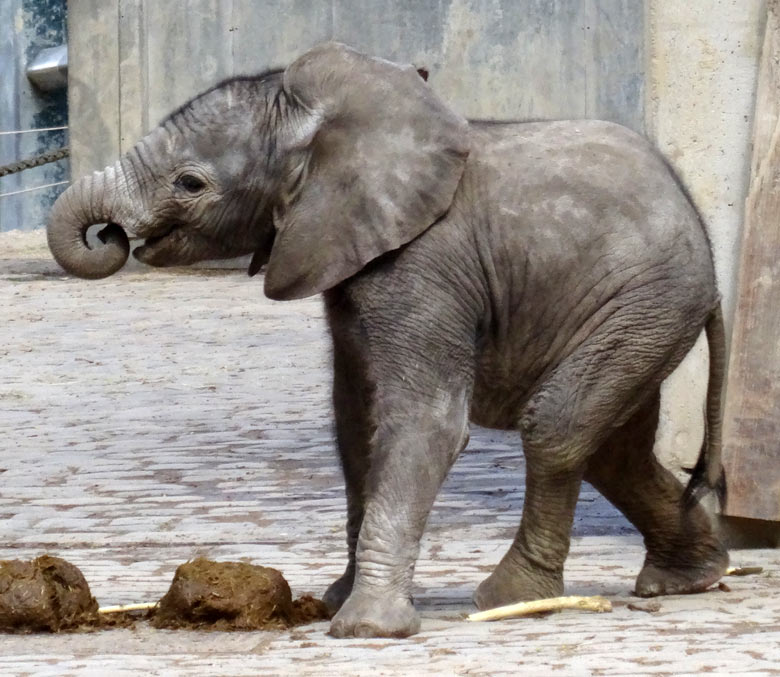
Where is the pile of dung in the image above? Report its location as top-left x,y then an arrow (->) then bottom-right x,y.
0,555 -> 329,633
291,594 -> 333,625
0,555 -> 100,633
151,558 -> 330,631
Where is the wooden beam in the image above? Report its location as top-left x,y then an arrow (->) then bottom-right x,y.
722,0 -> 780,522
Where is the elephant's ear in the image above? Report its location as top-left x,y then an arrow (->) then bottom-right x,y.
263,42 -> 470,300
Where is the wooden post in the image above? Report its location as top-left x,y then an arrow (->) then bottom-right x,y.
722,0 -> 780,522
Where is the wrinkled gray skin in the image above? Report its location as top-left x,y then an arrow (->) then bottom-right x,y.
48,43 -> 729,638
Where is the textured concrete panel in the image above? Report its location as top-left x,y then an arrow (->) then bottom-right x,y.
68,0 -> 121,178
231,0 -> 334,73
70,0 -> 645,147
145,0 -> 234,125
333,0 -> 644,127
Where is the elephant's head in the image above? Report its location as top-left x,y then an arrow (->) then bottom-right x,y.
48,43 -> 469,299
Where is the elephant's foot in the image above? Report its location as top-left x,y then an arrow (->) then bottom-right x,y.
474,553 -> 564,610
322,569 -> 355,614
329,590 -> 419,638
635,542 -> 729,597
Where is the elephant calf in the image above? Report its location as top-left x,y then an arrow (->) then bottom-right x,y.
48,42 -> 728,638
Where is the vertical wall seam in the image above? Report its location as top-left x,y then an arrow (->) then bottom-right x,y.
637,0 -> 646,135
584,0 -> 592,120
142,0 -> 149,135
229,0 -> 235,70
643,0 -> 657,142
116,0 -> 122,159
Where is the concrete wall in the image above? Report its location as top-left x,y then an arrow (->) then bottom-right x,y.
0,0 -> 69,232
68,0 -> 645,176
65,1 -> 767,494
646,0 -> 765,475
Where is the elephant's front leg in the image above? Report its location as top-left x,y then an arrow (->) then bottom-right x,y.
328,387 -> 470,638
322,335 -> 373,614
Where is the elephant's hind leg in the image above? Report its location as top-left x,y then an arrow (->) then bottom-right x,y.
584,390 -> 728,597
475,288 -> 717,610
473,464 -> 581,609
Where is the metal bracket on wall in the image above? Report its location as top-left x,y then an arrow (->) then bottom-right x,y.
26,44 -> 67,92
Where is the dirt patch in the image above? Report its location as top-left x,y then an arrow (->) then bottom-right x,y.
151,558 -> 330,630
0,555 -> 102,632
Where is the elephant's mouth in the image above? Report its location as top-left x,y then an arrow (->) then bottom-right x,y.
140,225 -> 177,250
132,223 -> 185,265
132,223 -> 243,267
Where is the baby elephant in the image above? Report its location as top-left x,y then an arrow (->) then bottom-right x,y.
48,42 -> 728,638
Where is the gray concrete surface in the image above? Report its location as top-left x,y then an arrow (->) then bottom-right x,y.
2,230 -> 779,676
67,0 -> 646,179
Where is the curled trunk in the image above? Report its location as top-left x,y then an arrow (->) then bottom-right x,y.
47,161 -> 134,279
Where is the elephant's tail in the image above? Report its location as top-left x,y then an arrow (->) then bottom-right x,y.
682,304 -> 728,509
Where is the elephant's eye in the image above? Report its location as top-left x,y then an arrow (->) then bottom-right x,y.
176,174 -> 206,193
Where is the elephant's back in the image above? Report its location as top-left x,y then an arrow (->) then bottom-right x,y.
457,120 -> 718,428
459,118 -> 715,290
465,119 -> 701,240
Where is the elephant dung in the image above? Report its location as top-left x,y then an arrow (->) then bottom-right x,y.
151,558 -> 330,630
0,555 -> 100,632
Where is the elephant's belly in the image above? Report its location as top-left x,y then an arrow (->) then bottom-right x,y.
469,398 -> 521,430
469,356 -> 535,431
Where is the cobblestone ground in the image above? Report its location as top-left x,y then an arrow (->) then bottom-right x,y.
1,230 -> 779,676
